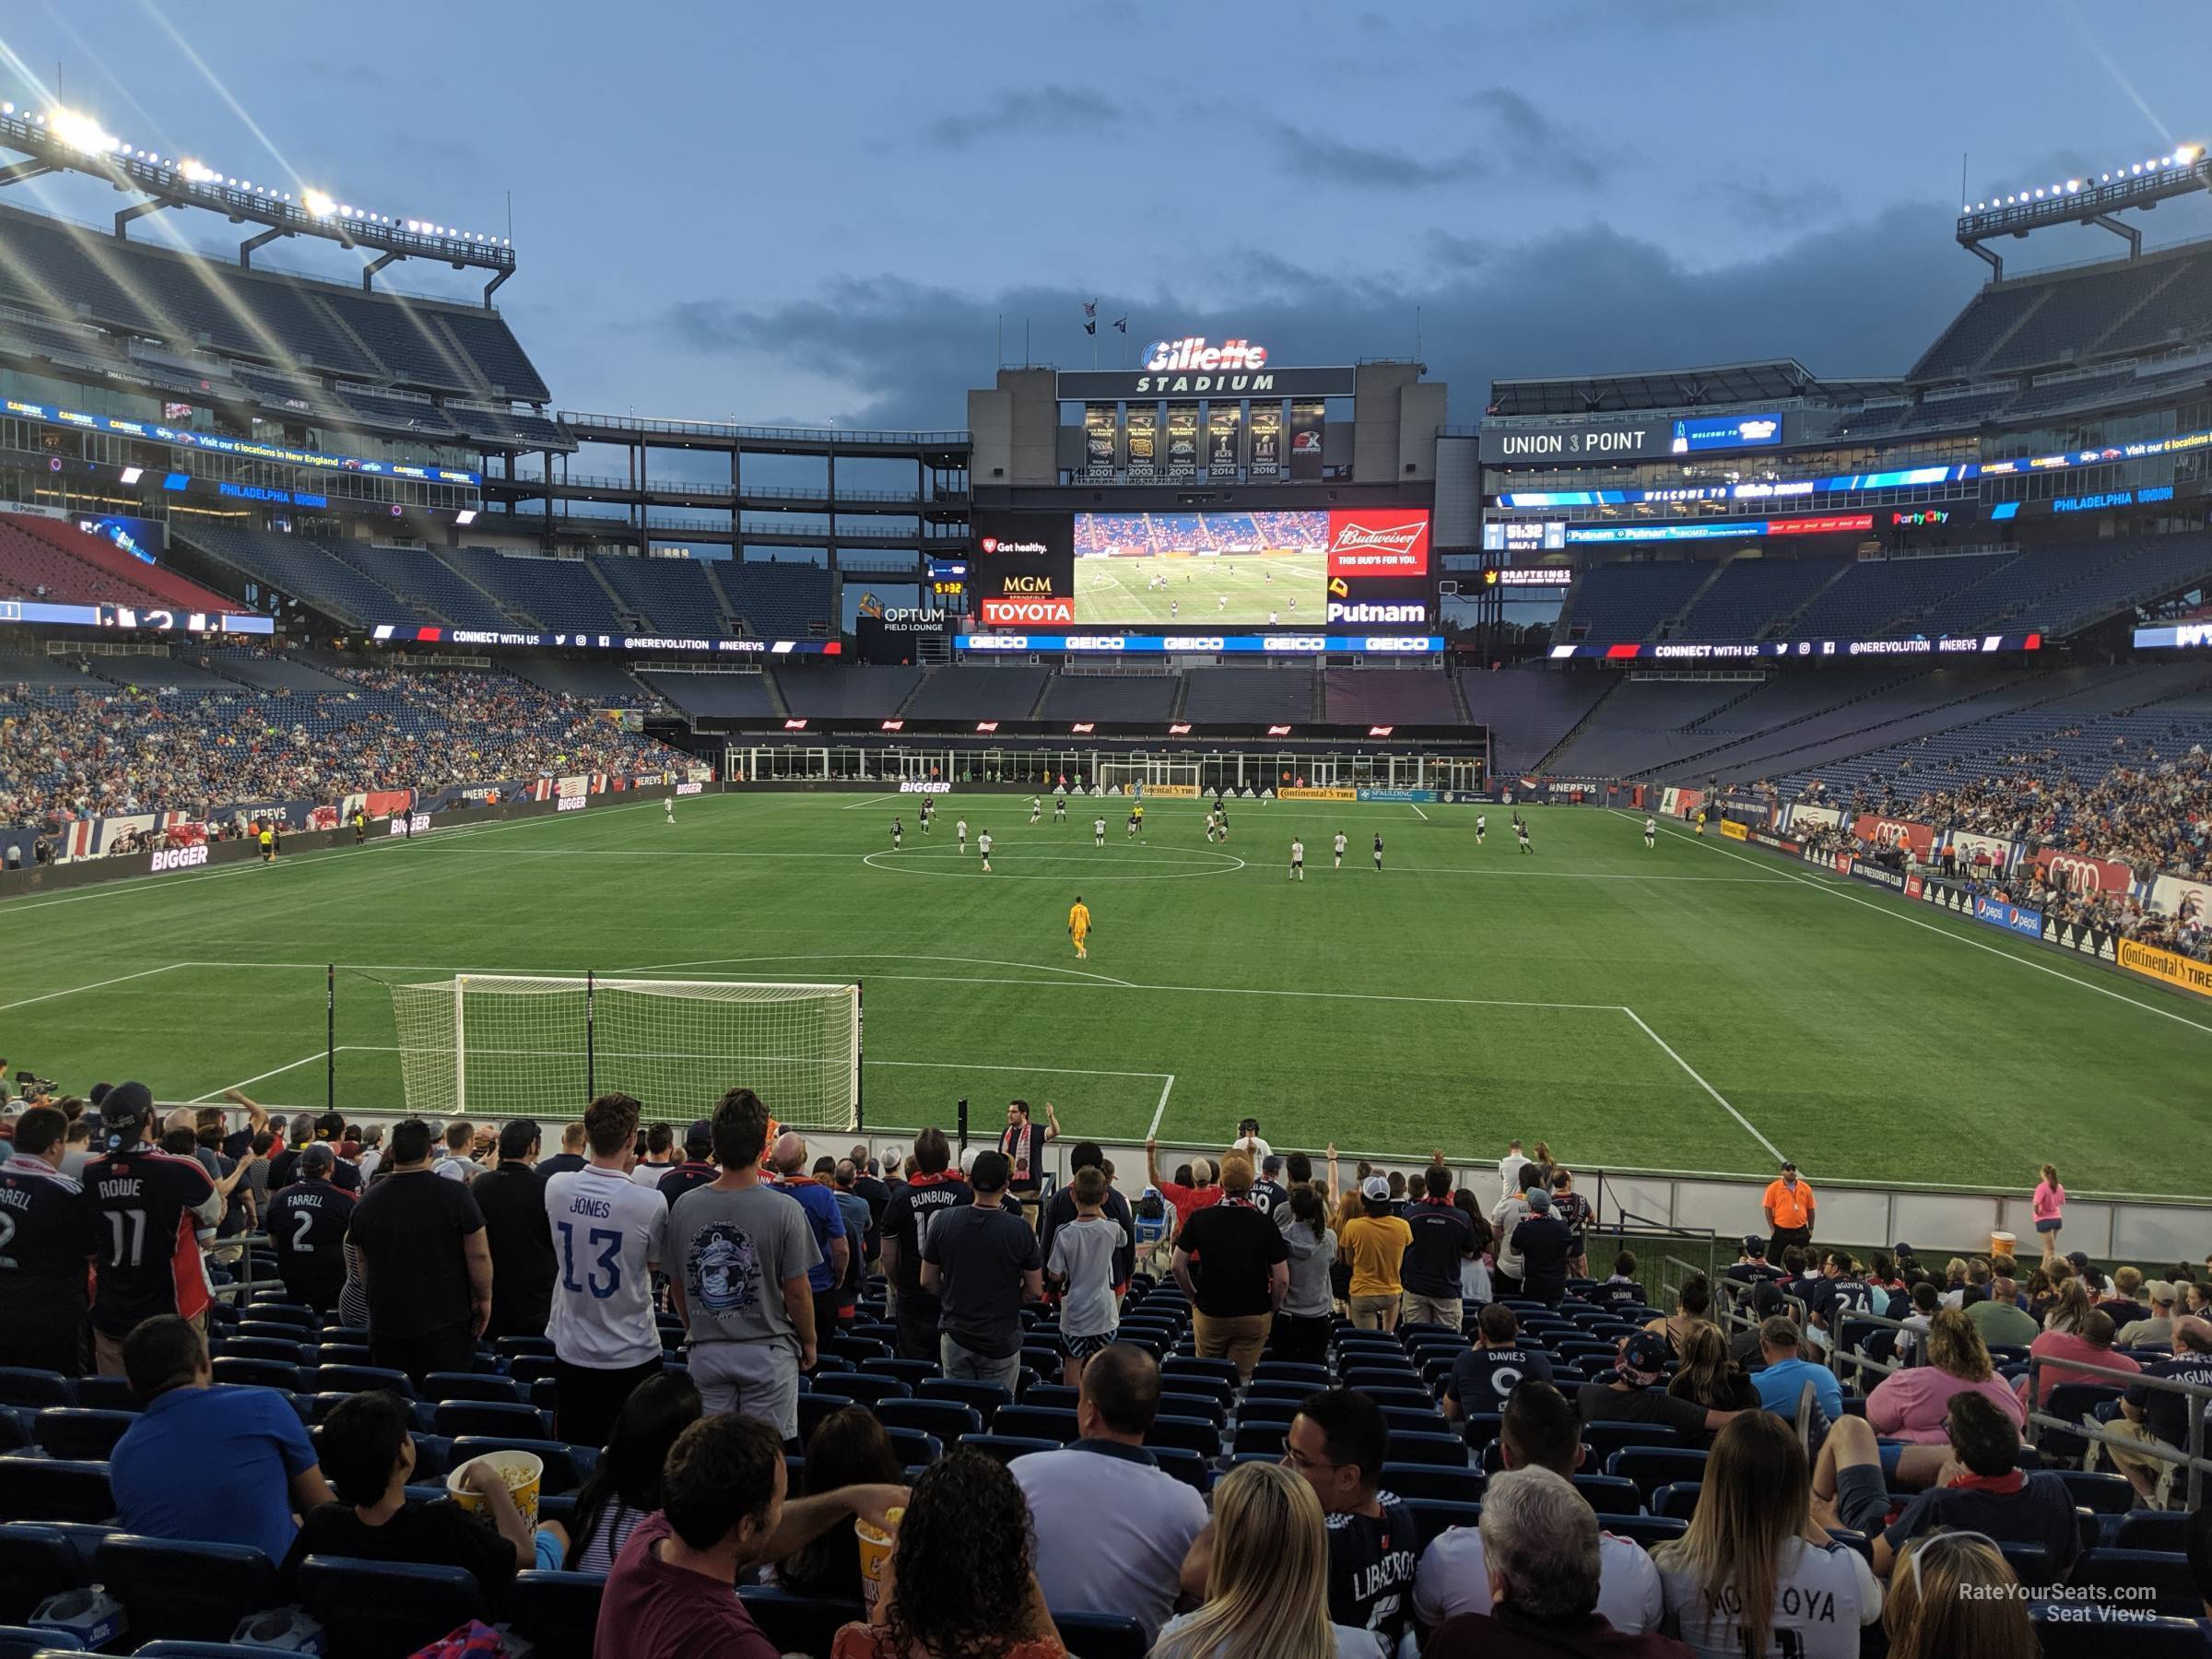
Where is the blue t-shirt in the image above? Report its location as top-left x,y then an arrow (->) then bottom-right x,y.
112,1384 -> 318,1564
770,1177 -> 847,1293
1751,1356 -> 1844,1421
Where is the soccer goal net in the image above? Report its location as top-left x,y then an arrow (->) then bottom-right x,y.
1093,761 -> 1199,795
387,975 -> 861,1131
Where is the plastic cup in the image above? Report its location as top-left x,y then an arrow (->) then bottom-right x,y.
854,1505 -> 905,1612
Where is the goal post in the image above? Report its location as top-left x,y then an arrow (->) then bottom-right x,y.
387,974 -> 861,1131
1094,759 -> 1199,795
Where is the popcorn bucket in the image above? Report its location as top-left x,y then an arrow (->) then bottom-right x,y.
447,1448 -> 543,1532
854,1506 -> 905,1612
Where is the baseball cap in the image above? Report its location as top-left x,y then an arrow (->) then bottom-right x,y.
101,1081 -> 155,1140
1617,1331 -> 1670,1385
1526,1189 -> 1553,1213
684,1119 -> 713,1156
1778,1159 -> 1797,1172
2148,1279 -> 2179,1306
1751,1280 -> 1787,1319
2066,1251 -> 2090,1269
1360,1175 -> 1390,1202
1742,1233 -> 1765,1254
300,1143 -> 335,1177
1893,1242 -> 1915,1259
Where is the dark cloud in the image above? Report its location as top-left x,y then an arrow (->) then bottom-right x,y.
925,87 -> 1124,151
657,197 -> 1980,430
1274,124 -> 1476,190
1712,177 -> 1849,233
1464,88 -> 1606,191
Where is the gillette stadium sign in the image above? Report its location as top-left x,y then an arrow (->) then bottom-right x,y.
1057,341 -> 1355,401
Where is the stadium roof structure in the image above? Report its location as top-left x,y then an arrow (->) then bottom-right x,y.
1486,359 -> 1830,417
1958,142 -> 2208,278
0,103 -> 517,302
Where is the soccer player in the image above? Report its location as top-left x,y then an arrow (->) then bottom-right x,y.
1517,817 -> 1534,855
1171,598 -> 1179,618
1030,795 -> 1042,825
1643,815 -> 1657,850
1053,794 -> 1066,822
1090,814 -> 1105,846
978,830 -> 994,873
1695,808 -> 1707,838
1334,830 -> 1347,869
1217,594 -> 1228,611
921,800 -> 932,833
892,818 -> 903,850
1372,831 -> 1384,872
1268,609 -> 1278,625
1126,808 -> 1138,839
1476,813 -> 1487,845
1068,894 -> 1091,959
958,817 -> 970,853
1134,804 -> 1145,841
664,797 -> 675,827
1289,837 -> 1305,880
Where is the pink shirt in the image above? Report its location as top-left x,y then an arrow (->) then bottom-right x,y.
2032,1181 -> 2065,1223
1865,1366 -> 2027,1443
2013,1329 -> 2140,1407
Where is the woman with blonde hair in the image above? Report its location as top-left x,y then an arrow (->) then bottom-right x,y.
1655,1412 -> 1879,1658
1155,1462 -> 1373,1659
1884,1532 -> 2033,1659
1865,1306 -> 2027,1490
2041,1276 -> 2093,1335
1667,1323 -> 1757,1412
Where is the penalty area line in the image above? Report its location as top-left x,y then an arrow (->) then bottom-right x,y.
1619,1006 -> 1784,1164
1147,1074 -> 1177,1140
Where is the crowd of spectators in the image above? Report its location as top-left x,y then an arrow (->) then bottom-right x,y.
0,659 -> 678,831
4,1093 -> 2210,1657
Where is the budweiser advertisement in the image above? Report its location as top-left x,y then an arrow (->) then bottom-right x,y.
1325,509 -> 1430,578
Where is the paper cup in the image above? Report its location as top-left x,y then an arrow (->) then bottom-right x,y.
1990,1230 -> 2018,1260
448,1448 -> 543,1532
855,1505 -> 904,1612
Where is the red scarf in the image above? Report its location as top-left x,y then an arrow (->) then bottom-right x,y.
1951,1470 -> 2024,1496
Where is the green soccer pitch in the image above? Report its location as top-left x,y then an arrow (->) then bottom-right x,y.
1073,550 -> 1326,628
5,791 -> 2206,1195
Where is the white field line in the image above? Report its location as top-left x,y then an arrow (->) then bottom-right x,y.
189,1049 -> 338,1101
0,963 -> 189,1011
1618,809 -> 2212,1039
1411,804 -> 1430,821
1147,1074 -> 1177,1139
1619,1006 -> 1784,1163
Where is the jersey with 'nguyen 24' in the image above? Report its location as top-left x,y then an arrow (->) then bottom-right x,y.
85,1147 -> 218,1334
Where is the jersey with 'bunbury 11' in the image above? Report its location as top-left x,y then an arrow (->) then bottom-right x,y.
544,1165 -> 670,1368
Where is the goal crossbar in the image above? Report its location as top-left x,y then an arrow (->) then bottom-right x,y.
388,974 -> 861,1131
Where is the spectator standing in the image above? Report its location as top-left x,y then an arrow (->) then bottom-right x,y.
1498,1138 -> 1526,1200
1653,1412 -> 1880,1659
665,1088 -> 821,1442
656,1121 -> 719,1207
110,1315 -> 334,1565
265,1144 -> 355,1313
1425,1467 -> 1692,1659
1285,1388 -> 1420,1653
540,1121 -> 590,1178
1036,1140 -> 1135,1299
1445,1304 -> 1558,1421
1337,1174 -> 1413,1330
1045,1166 -> 1127,1383
996,1098 -> 1059,1224
566,1373 -> 703,1572
2031,1163 -> 2065,1266
1158,1461 -> 1375,1659
1251,1153 -> 1291,1218
346,1115 -> 490,1387
1173,1152 -> 1288,1380
1010,1345 -> 1207,1644
545,1091 -> 670,1449
769,1131 -> 850,1338
83,1081 -> 219,1374
921,1148 -> 1041,1392
831,1450 -> 1065,1659
1511,1190 -> 1576,1307
879,1127 -> 972,1362
471,1119 -> 556,1340
826,1157 -> 874,1314
1549,1168 -> 1594,1277
1760,1160 -> 1815,1262
1144,1138 -> 1222,1234
629,1122 -> 679,1187
0,1104 -> 90,1374
1273,1183 -> 1338,1366
1881,1534 -> 2033,1659
434,1119 -> 483,1184
1490,1164 -> 1541,1297
1419,1379 -> 1664,1635
1402,1163 -> 1476,1329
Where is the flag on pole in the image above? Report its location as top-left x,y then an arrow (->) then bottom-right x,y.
1084,319 -> 1096,335
1112,316 -> 1128,333
1083,299 -> 1097,319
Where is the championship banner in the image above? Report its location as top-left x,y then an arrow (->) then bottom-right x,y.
1721,819 -> 1748,841
1125,405 -> 1159,484
1206,402 -> 1242,474
1083,404 -> 1117,483
1280,786 -> 1357,801
2119,939 -> 2212,999
1289,400 -> 1324,480
2034,847 -> 2136,899
1852,813 -> 1934,860
1248,403 -> 1283,478
1165,402 -> 1200,483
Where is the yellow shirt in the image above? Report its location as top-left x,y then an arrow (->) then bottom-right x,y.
1068,902 -> 1091,935
1338,1214 -> 1413,1298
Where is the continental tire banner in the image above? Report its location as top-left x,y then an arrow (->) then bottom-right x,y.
2035,847 -> 2136,899
1125,405 -> 1159,484
1720,819 -> 1748,841
1853,813 -> 1934,860
1249,403 -> 1283,478
1280,786 -> 1357,801
1142,783 -> 1201,797
2120,939 -> 2212,999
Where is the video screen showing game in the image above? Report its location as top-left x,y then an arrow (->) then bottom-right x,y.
1073,510 -> 1326,626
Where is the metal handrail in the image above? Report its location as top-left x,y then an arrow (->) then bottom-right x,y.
559,411 -> 971,445
2022,1349 -> 2212,1511
502,472 -> 924,504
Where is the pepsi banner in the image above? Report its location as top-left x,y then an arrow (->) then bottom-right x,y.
1289,400 -> 1325,481
1249,403 -> 1284,479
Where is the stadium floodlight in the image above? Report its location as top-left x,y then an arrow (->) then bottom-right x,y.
1957,137 -> 2211,276
0,100 -> 518,301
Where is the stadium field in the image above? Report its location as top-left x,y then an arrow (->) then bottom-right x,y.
3,792 -> 2205,1198
1074,550 -> 1325,626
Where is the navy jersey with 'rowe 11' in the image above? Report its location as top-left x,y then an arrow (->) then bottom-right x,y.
84,1146 -> 218,1335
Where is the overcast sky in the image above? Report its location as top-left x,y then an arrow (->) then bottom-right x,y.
8,0 -> 2212,431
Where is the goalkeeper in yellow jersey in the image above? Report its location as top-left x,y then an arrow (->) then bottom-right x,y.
1068,894 -> 1092,959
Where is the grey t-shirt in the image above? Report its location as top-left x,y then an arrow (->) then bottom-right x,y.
1048,1215 -> 1127,1339
666,1181 -> 822,1354
1281,1221 -> 1337,1317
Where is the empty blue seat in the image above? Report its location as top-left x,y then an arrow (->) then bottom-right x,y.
0,1524 -> 87,1623
2114,1512 -> 2191,1554
1605,1446 -> 1709,1502
212,1336 -> 312,1367
856,1358 -> 936,1389
1053,1608 -> 1147,1658
832,1373 -> 914,1412
796,1392 -> 857,1443
66,1378 -> 135,1414
1571,1474 -> 1641,1512
913,1378 -> 1006,1421
883,1427 -> 943,1467
1250,1360 -> 1329,1387
1386,1431 -> 1468,1467
737,1585 -> 862,1654
1142,1415 -> 1220,1457
958,1433 -> 1059,1467
0,1369 -> 76,1410
1406,1498 -> 1485,1545
1595,1512 -> 1688,1549
435,1401 -> 549,1441
876,1398 -> 984,1444
990,1406 -> 1077,1445
1381,1465 -> 1485,1504
2053,1470 -> 2136,1516
2030,1611 -> 2206,1659
1147,1445 -> 1212,1495
2070,1548 -> 2200,1619
0,1460 -> 112,1524
425,1372 -> 522,1406
1582,1421 -> 1684,1461
1232,1419 -> 1288,1456
1159,1392 -> 1227,1427
0,1627 -> 78,1656
296,1555 -> 488,1659
32,1409 -> 134,1462
94,1534 -> 276,1644
1997,1540 -> 2056,1588
1652,1481 -> 1701,1521
505,1570 -> 605,1659
1161,1357 -> 1240,1389
313,1364 -> 415,1399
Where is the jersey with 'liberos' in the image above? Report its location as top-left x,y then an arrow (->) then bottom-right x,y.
544,1166 -> 670,1368
84,1147 -> 218,1335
